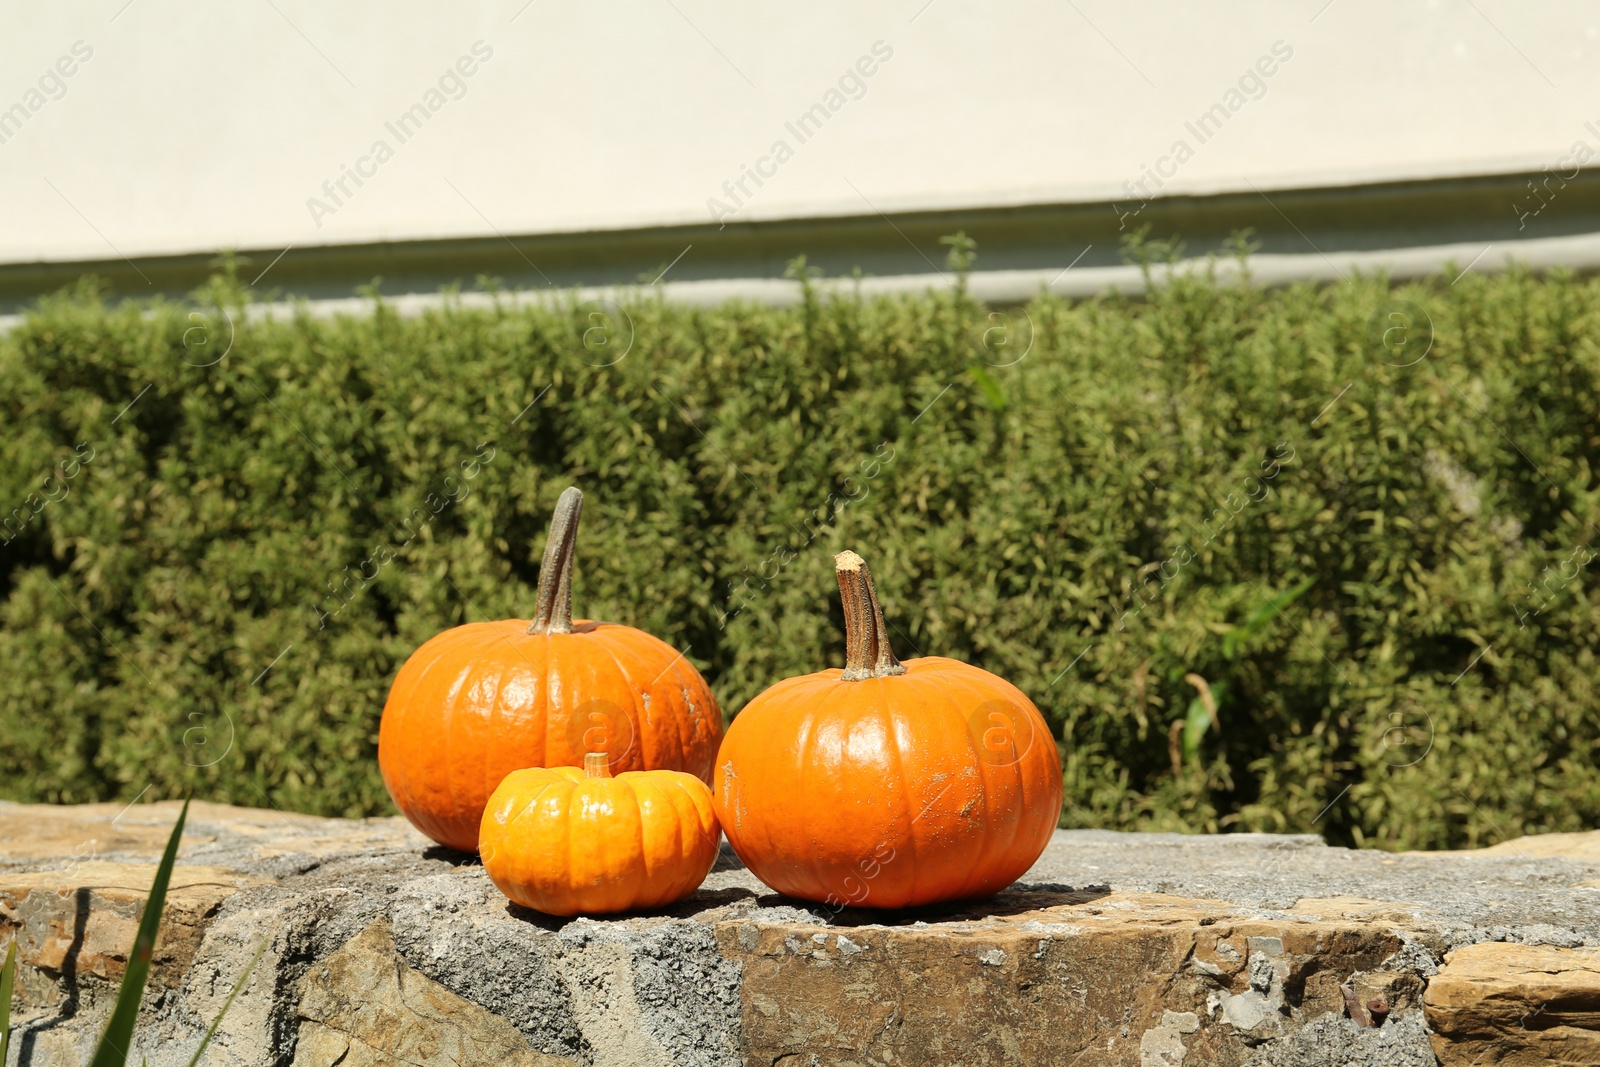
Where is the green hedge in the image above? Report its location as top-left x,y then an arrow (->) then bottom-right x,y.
3,256 -> 1599,851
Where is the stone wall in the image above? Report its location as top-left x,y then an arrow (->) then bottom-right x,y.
2,801 -> 1597,1066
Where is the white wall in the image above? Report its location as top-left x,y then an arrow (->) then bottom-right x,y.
2,1 -> 1597,266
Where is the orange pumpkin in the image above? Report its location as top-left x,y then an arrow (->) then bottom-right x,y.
480,752 -> 720,916
378,487 -> 722,852
714,550 -> 1062,909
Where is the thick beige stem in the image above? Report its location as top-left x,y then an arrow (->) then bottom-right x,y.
583,752 -> 612,778
530,487 -> 583,635
835,550 -> 906,681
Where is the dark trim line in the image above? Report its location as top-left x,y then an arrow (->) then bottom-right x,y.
2,168 -> 1596,315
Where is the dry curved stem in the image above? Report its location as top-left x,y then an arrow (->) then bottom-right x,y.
1184,673 -> 1220,731
583,752 -> 612,779
530,487 -> 584,635
835,550 -> 906,681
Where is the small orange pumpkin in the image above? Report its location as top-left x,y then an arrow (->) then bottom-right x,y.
714,550 -> 1063,909
378,487 -> 722,852
480,752 -> 720,916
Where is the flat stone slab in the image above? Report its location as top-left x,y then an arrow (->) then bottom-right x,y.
1,800 -> 1597,1066
1424,942 -> 1600,1065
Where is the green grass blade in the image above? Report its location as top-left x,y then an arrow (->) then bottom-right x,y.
88,798 -> 190,1067
0,939 -> 17,1065
185,938 -> 268,1067
965,363 -> 1007,413
1239,577 -> 1316,643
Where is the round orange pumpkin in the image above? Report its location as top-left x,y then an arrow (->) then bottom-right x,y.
480,752 -> 720,916
714,550 -> 1062,909
378,487 -> 723,852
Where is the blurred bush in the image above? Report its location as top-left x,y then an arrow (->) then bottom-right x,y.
2,253 -> 1597,850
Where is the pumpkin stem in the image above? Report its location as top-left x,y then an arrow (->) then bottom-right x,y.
530,487 -> 583,635
835,550 -> 906,681
583,752 -> 612,778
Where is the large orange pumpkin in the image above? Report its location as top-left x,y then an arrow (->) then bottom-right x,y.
714,550 -> 1062,909
480,752 -> 720,916
378,487 -> 723,852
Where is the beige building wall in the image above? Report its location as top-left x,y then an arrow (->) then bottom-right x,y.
1,2 -> 1597,307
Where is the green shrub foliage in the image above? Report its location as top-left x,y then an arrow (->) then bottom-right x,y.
3,260 -> 1598,851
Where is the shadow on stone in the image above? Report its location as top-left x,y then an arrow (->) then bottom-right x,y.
746,883 -> 1116,928
665,886 -> 760,916
500,886 -> 762,929
17,885 -> 91,1063
502,902 -> 572,932
421,844 -> 481,867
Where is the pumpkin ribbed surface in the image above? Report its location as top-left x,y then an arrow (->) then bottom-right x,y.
377,487 -> 721,852
379,618 -> 720,852
480,759 -> 719,916
713,551 -> 1062,908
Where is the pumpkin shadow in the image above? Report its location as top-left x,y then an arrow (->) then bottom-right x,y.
503,903 -> 571,932
663,886 -> 761,917
421,844 -> 481,867
761,882 -> 1114,928
711,840 -> 744,873
501,886 -> 761,930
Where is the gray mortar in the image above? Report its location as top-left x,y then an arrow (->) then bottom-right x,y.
1381,932 -> 1441,977
388,869 -> 591,1059
1242,1013 -> 1437,1067
560,920 -> 742,1067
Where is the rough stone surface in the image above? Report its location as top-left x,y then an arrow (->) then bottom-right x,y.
1423,942 -> 1600,1065
2,800 -> 1598,1066
293,919 -> 577,1066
